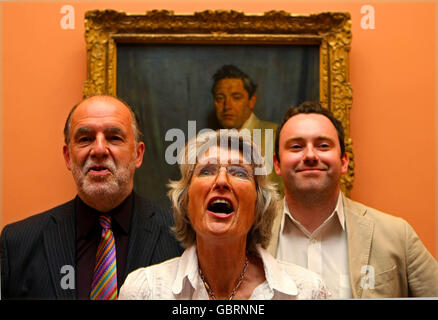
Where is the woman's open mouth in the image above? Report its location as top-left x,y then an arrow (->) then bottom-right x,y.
207,197 -> 235,218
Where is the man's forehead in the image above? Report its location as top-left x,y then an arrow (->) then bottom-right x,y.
285,113 -> 338,137
215,78 -> 245,91
72,97 -> 132,124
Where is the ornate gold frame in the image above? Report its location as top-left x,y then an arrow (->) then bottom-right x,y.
84,9 -> 354,194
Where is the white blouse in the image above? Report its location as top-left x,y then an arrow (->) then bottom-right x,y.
119,245 -> 331,300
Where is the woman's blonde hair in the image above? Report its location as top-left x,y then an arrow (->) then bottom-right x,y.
167,129 -> 280,253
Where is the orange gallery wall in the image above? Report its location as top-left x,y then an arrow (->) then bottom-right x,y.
1,1 -> 437,258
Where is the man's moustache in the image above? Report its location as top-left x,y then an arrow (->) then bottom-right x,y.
82,160 -> 116,174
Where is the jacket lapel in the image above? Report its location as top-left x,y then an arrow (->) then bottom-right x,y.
344,196 -> 374,298
43,201 -> 76,299
267,200 -> 283,257
125,195 -> 161,277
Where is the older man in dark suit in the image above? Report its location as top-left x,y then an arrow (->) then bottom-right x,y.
0,95 -> 183,299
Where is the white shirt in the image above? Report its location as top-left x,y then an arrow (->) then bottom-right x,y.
119,245 -> 330,300
277,193 -> 352,298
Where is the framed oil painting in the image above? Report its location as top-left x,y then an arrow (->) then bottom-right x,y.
84,10 -> 353,207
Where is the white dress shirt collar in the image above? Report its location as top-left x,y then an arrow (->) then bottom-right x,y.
282,192 -> 345,238
171,244 -> 298,297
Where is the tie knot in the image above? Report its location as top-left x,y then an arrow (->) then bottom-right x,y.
99,214 -> 112,230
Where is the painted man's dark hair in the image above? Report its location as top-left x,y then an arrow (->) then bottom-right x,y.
211,64 -> 257,98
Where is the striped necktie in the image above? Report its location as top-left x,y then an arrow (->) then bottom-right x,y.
90,214 -> 118,300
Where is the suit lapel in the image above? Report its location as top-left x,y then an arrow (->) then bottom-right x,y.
125,195 -> 161,277
344,196 -> 374,298
267,201 -> 283,257
43,201 -> 76,299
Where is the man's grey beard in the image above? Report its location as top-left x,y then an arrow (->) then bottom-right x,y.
71,155 -> 135,205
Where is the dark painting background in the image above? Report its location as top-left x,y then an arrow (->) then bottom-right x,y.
117,44 -> 319,208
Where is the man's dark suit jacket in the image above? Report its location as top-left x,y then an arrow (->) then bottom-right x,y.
0,192 -> 184,299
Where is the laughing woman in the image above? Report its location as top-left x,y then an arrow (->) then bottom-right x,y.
119,130 -> 330,300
